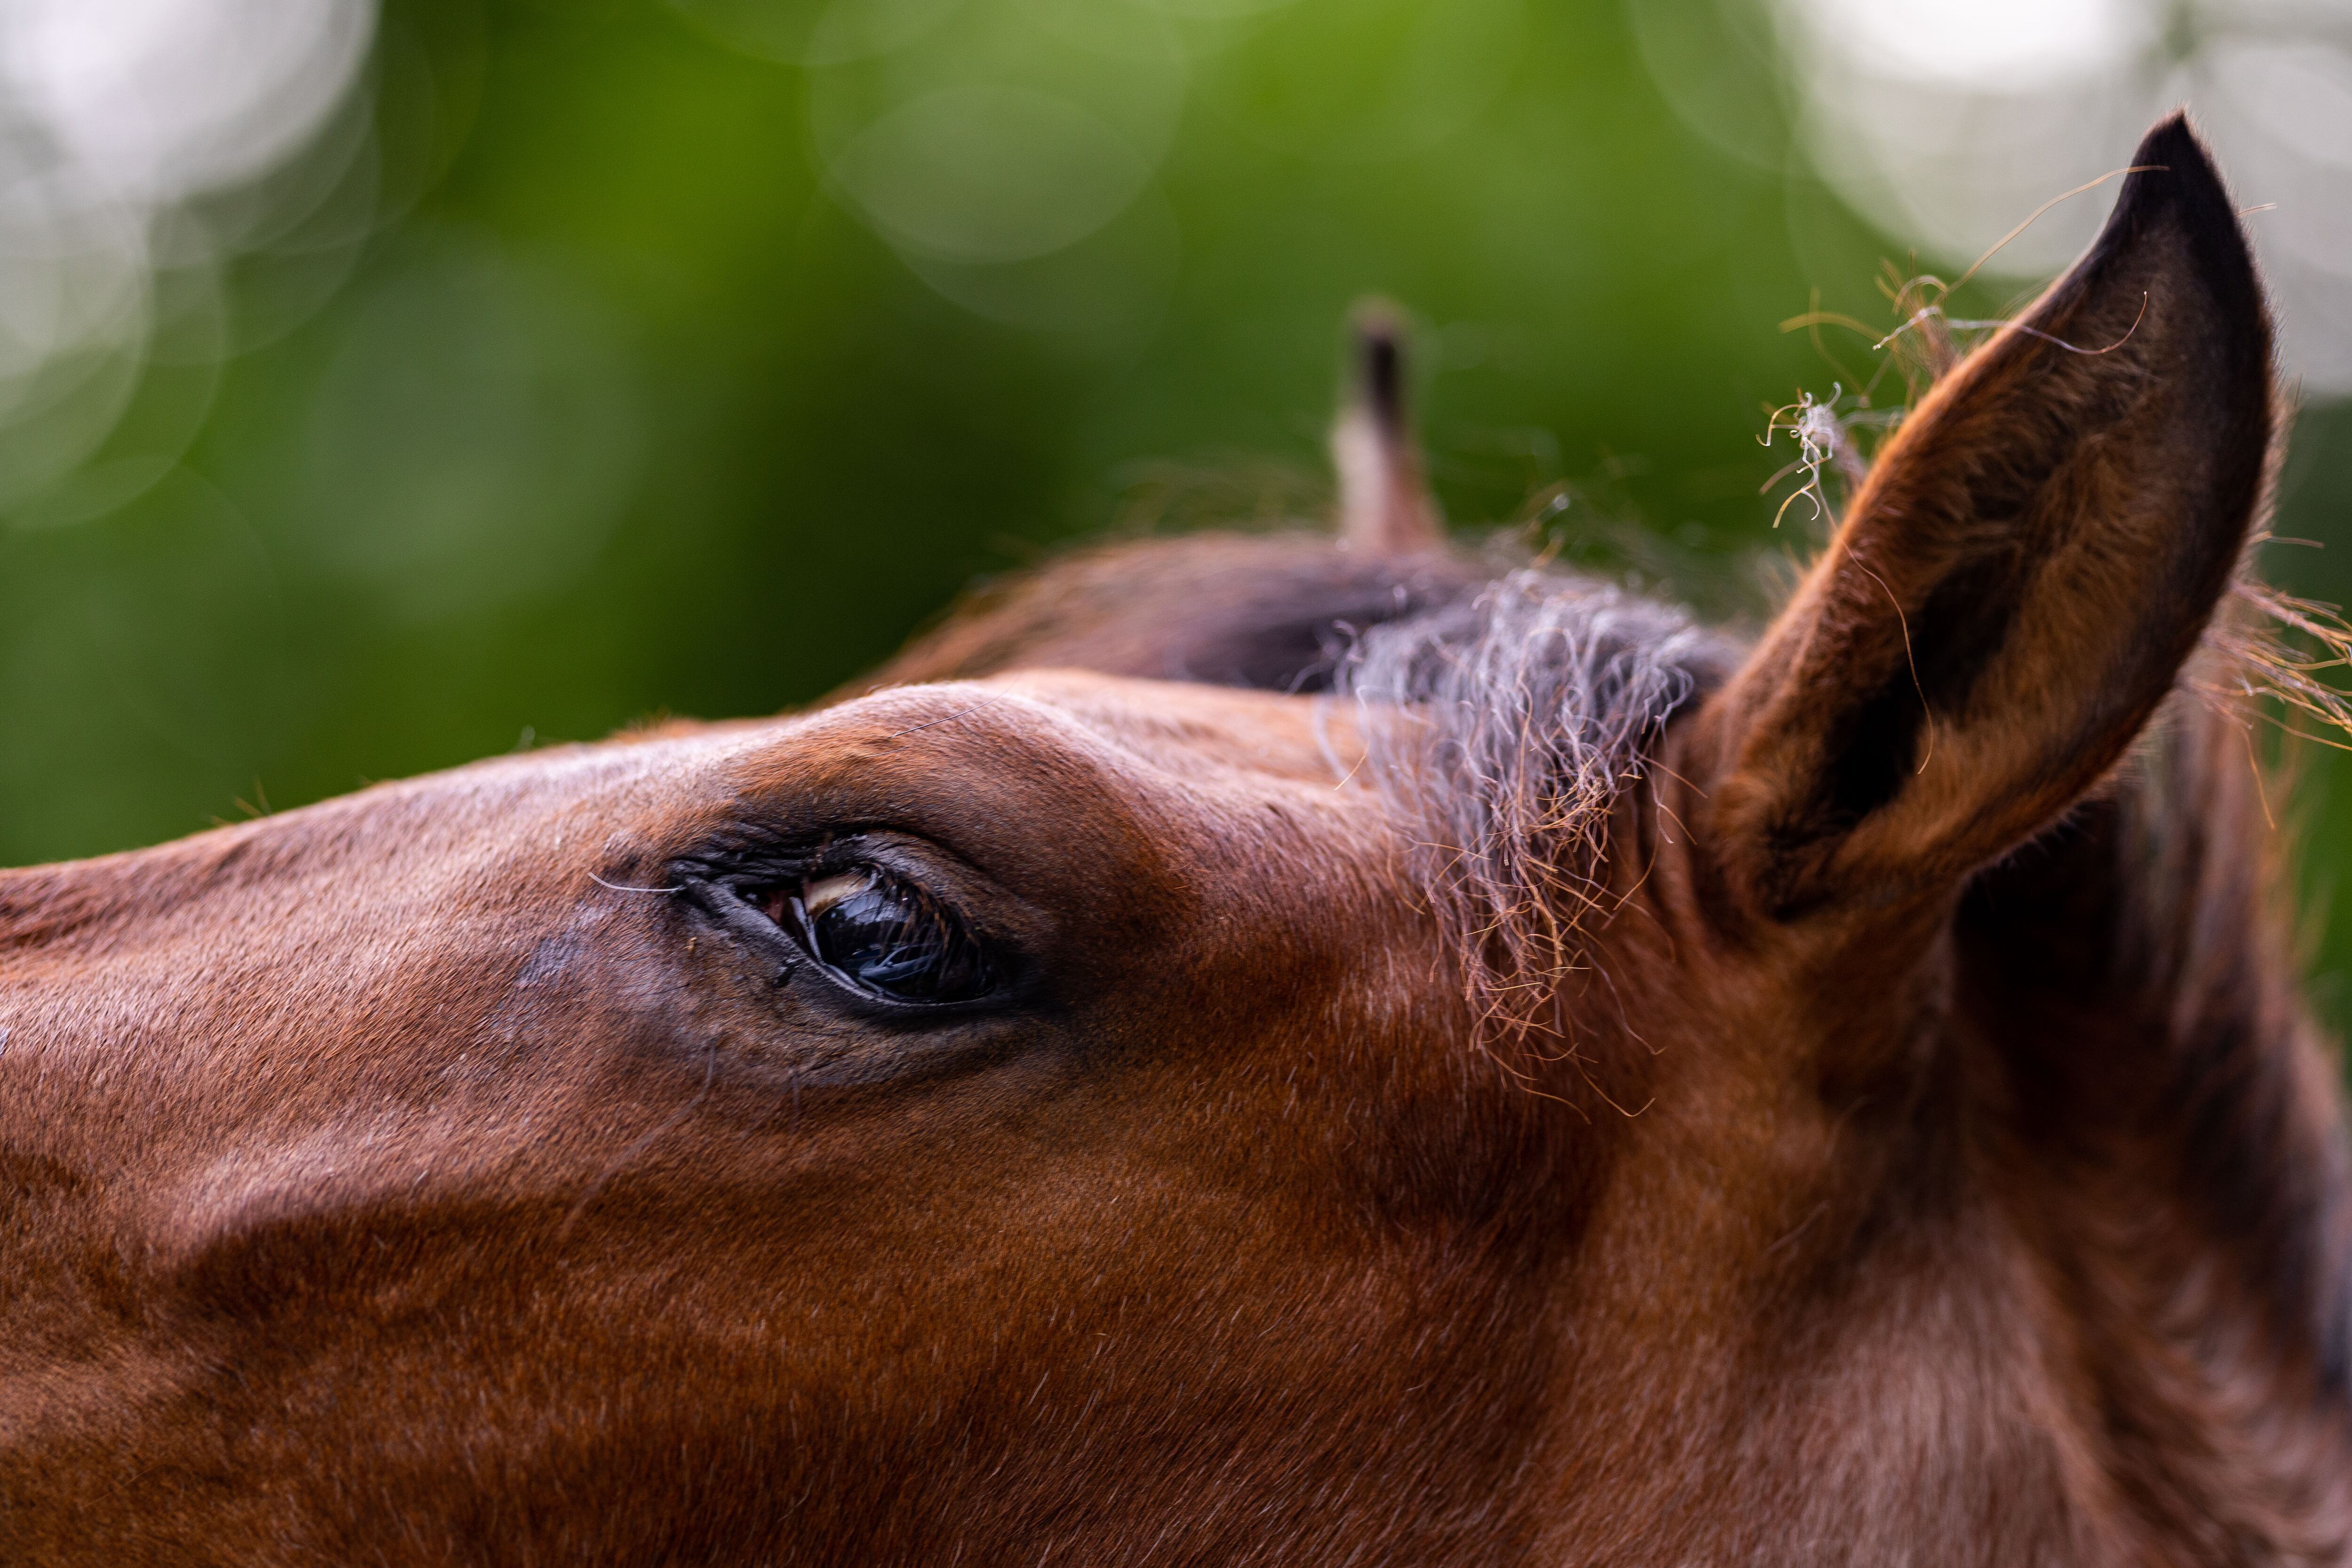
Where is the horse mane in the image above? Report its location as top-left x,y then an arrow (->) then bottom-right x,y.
1336,567 -> 1735,1035
1963,675 -> 2352,1407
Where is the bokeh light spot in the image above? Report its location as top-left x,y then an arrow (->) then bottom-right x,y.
669,0 -> 969,67
299,238 -> 647,620
1790,0 -> 2147,92
829,85 -> 1152,263
1200,0 -> 1526,162
0,0 -> 373,205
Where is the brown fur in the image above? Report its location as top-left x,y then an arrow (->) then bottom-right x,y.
0,116 -> 2345,1563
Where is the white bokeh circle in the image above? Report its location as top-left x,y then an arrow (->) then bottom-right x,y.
1767,0 -> 2352,393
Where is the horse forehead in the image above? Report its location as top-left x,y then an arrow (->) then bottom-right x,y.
403,669 -> 1364,824
0,671 -> 1379,949
843,670 -> 1369,787
467,670 -> 1377,858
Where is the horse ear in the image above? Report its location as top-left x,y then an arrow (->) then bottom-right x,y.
1701,115 -> 2276,922
1331,302 -> 1443,554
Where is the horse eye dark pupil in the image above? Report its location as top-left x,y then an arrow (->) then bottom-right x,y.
805,873 -> 987,1003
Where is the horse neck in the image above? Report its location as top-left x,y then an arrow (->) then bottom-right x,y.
1955,692 -> 2352,1531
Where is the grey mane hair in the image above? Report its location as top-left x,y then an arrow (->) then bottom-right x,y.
1340,567 -> 1735,1039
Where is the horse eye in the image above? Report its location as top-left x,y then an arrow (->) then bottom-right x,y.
785,868 -> 993,1004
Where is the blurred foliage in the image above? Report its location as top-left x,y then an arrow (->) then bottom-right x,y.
2,0 -> 2349,1024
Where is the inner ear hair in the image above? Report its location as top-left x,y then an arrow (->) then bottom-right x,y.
1331,300 -> 1444,556
1701,113 -> 2275,924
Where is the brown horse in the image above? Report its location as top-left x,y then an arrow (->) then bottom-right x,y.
3,115 -> 2347,1564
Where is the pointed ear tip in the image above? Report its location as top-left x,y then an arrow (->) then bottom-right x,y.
2137,108 -> 2199,156
1340,301 -> 1412,425
2102,111 -> 2267,335
2119,111 -> 2239,237
1348,302 -> 1407,362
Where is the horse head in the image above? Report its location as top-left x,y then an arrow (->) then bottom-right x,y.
4,115 -> 2346,1564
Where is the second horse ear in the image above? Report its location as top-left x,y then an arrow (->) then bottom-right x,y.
1331,302 -> 1444,555
1697,114 -> 2277,924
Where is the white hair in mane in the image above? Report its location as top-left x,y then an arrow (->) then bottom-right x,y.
1341,567 -> 1733,1039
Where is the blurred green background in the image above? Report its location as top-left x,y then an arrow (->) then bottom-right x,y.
1,0 -> 2348,1015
